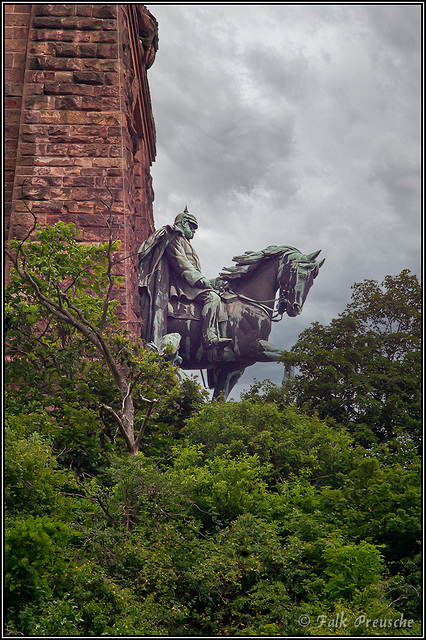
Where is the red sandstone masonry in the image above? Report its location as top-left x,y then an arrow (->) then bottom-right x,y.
6,4 -> 158,331
4,4 -> 32,234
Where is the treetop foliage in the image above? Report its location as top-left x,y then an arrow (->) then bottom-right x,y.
278,270 -> 421,448
4,218 -> 421,635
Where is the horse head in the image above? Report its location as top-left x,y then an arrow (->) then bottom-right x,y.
277,249 -> 325,317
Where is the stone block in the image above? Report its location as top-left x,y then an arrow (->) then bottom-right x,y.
4,171 -> 15,185
92,6 -> 117,19
29,41 -> 56,55
25,94 -> 56,109
85,112 -> 122,126
5,12 -> 31,27
54,95 -> 83,110
15,156 -> 35,166
16,175 -> 62,188
102,97 -> 121,111
55,42 -> 97,57
38,110 -> 87,124
72,70 -> 104,85
67,157 -> 94,167
5,25 -> 30,39
84,58 -> 118,72
62,200 -> 96,214
68,143 -> 109,158
5,82 -> 24,96
5,158 -> 17,171
88,31 -> 117,44
28,56 -> 46,70
33,156 -> 73,167
35,5 -> 75,17
4,52 -> 14,67
31,55 -> 83,72
12,52 -> 27,69
32,16 -> 113,32
75,6 -> 92,17
30,200 -> 63,213
31,28 -> 82,43
44,82 -> 95,96
82,228 -> 112,242
18,142 -> 37,156
16,184 -> 52,200
26,83 -> 44,95
5,96 -> 22,109
5,38 -> 29,52
96,83 -> 120,98
33,16 -> 65,30
53,71 -> 75,83
62,176 -> 94,187
4,109 -> 21,125
79,96 -> 104,111
74,18 -> 106,31
11,5 -> 32,13
25,70 -> 55,83
23,111 -> 41,126
42,143 -> 69,156
108,145 -> 122,158
96,43 -> 118,59
5,68 -> 25,84
46,214 -> 61,226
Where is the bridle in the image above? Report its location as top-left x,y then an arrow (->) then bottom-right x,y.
231,257 -> 299,322
221,251 -> 318,322
274,257 -> 299,320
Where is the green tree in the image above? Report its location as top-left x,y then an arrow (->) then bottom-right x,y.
4,217 -> 422,638
5,398 -> 421,636
181,400 -> 355,486
4,416 -> 80,518
322,539 -> 385,600
280,270 -> 421,447
5,515 -> 78,625
5,197 -> 203,455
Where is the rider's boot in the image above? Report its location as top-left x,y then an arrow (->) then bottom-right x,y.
199,289 -> 233,355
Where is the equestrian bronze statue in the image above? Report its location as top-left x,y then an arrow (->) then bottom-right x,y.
138,208 -> 324,399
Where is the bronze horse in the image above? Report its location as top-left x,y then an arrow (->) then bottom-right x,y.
162,245 -> 324,399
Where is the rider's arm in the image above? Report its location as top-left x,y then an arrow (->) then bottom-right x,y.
165,235 -> 206,288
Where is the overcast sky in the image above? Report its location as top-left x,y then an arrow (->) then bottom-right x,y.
145,3 -> 422,398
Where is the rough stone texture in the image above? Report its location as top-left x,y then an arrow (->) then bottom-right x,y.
5,4 -> 159,332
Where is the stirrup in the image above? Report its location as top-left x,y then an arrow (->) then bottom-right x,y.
205,337 -> 232,348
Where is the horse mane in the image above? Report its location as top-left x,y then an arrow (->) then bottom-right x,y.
219,245 -> 300,283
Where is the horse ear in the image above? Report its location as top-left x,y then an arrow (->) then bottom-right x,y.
307,250 -> 321,261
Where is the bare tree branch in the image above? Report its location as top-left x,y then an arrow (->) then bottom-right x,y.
100,402 -> 133,452
96,183 -> 116,333
6,194 -> 159,455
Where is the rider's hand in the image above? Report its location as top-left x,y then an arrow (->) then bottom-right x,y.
196,277 -> 211,289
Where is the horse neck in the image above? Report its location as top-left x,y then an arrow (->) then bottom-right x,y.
233,257 -> 279,306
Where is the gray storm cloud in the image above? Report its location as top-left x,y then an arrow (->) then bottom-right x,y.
146,4 -> 421,397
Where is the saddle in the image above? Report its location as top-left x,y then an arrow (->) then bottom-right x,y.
167,292 -> 237,322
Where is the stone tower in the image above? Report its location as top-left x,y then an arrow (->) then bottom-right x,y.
5,4 -> 158,331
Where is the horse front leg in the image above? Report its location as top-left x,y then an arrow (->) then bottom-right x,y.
257,339 -> 284,361
210,367 -> 246,401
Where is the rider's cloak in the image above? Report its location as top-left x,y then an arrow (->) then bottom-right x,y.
138,225 -> 205,344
